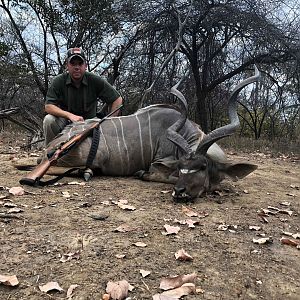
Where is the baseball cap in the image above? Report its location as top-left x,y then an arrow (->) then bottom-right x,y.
66,47 -> 86,63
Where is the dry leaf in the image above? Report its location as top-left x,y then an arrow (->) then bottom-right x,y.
67,181 -> 85,186
118,199 -> 128,204
103,294 -> 111,300
159,273 -> 197,290
175,249 -> 193,261
279,209 -> 293,216
114,224 -> 135,232
39,281 -> 64,293
186,219 -> 199,228
60,250 -> 81,263
173,219 -> 186,225
140,269 -> 151,277
281,238 -> 300,248
161,190 -> 171,194
106,280 -> 129,300
66,284 -> 79,298
217,224 -> 228,231
133,242 -> 147,247
62,191 -> 71,198
161,283 -> 196,298
118,203 -> 136,210
3,202 -> 17,207
7,207 -> 23,213
249,226 -> 261,231
162,224 -> 180,235
252,237 -> 273,244
0,274 -> 19,286
8,186 -> 24,196
153,294 -> 176,300
181,206 -> 198,217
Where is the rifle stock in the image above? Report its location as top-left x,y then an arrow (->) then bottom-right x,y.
19,159 -> 52,186
19,104 -> 123,186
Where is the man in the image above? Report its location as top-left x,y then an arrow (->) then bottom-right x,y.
43,47 -> 122,145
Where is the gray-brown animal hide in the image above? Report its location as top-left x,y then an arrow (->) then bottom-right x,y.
46,104 -> 225,179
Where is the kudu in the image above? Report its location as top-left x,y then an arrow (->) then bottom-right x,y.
42,66 -> 260,201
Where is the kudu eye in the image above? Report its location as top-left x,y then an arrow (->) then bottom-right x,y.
199,163 -> 207,170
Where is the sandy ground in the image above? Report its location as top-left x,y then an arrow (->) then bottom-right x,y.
0,134 -> 299,300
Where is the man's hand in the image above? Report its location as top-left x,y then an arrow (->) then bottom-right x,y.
67,113 -> 84,123
45,104 -> 84,122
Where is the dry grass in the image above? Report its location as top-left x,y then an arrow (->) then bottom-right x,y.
218,136 -> 300,158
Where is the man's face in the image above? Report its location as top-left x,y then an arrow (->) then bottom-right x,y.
67,57 -> 87,81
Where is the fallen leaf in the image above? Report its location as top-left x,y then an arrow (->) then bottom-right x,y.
0,274 -> 19,286
161,190 -> 171,194
280,238 -> 300,248
152,294 -> 176,300
133,242 -> 147,247
159,273 -> 197,290
185,219 -> 199,228
106,280 -> 129,300
217,224 -> 228,231
60,250 -> 81,263
101,200 -> 111,205
175,249 -> 193,261
8,187 -> 24,196
67,181 -> 86,186
7,207 -> 23,213
62,191 -> 71,198
140,269 -> 151,277
118,203 -> 136,210
162,224 -> 180,235
39,281 -> 64,293
173,219 -> 186,225
117,199 -> 128,204
89,214 -> 109,221
160,283 -> 196,298
286,193 -> 296,197
3,202 -> 17,208
249,226 -> 261,231
181,206 -> 198,217
66,284 -> 79,299
279,209 -> 293,216
114,224 -> 135,232
252,237 -> 273,244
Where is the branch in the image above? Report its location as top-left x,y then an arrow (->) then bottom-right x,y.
140,0 -> 194,105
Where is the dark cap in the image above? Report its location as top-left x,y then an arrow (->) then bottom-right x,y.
67,47 -> 86,63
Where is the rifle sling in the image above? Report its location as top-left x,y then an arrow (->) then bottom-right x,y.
86,126 -> 100,169
36,125 -> 100,186
36,167 -> 81,186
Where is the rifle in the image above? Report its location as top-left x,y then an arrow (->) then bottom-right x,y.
19,105 -> 123,187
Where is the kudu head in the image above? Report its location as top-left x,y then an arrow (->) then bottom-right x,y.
169,66 -> 260,201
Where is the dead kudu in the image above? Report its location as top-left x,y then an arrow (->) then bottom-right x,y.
20,66 -> 260,201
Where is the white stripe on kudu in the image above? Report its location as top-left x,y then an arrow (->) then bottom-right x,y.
118,118 -> 130,174
111,118 -> 124,174
99,125 -> 109,158
147,110 -> 153,161
135,114 -> 145,169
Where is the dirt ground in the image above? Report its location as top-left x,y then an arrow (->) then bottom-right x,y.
0,133 -> 299,300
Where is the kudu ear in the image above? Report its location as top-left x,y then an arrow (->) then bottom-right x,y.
223,162 -> 258,181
